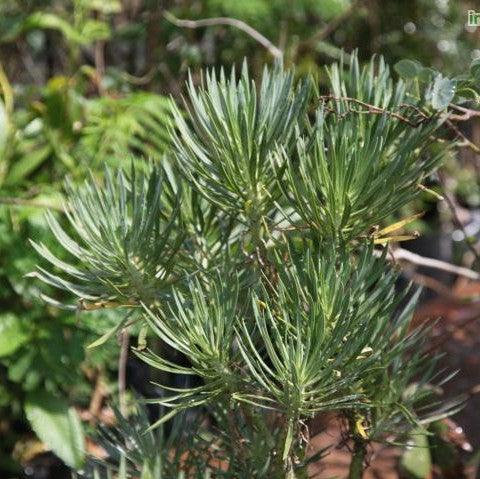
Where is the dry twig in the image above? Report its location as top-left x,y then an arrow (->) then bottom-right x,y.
380,246 -> 480,281
164,11 -> 282,59
445,118 -> 480,154
448,104 -> 480,122
319,95 -> 428,127
118,328 -> 129,416
438,172 -> 480,264
297,0 -> 361,50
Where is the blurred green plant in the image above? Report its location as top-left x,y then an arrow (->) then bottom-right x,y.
0,12 -> 174,471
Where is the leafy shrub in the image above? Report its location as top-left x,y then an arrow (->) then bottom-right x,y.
32,54 -> 462,479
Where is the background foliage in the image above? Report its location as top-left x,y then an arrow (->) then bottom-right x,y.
1,1 -> 480,478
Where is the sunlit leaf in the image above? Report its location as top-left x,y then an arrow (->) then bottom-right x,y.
430,75 -> 455,110
25,390 -> 85,469
0,314 -> 28,357
395,59 -> 422,79
401,429 -> 432,479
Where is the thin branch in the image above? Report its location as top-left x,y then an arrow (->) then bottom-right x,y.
0,196 -> 65,212
445,118 -> 480,154
425,309 -> 480,355
298,0 -> 361,49
448,104 -> 480,122
359,102 -> 480,153
158,62 -> 183,98
78,299 -> 139,311
16,42 -> 43,87
87,370 -> 107,425
438,172 -> 480,263
118,328 -> 129,416
381,247 -> 480,281
319,95 -> 428,127
94,40 -> 106,94
164,11 -> 283,60
93,10 -> 106,94
348,420 -> 367,479
404,271 -> 457,299
121,67 -> 157,86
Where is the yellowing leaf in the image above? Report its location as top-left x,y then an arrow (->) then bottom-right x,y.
376,213 -> 423,237
373,233 -> 419,244
355,416 -> 369,439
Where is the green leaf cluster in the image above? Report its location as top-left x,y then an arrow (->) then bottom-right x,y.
32,54 -> 458,478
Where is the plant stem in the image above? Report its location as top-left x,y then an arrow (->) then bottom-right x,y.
0,62 -> 14,114
118,328 -> 129,415
348,437 -> 366,479
164,11 -> 283,59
